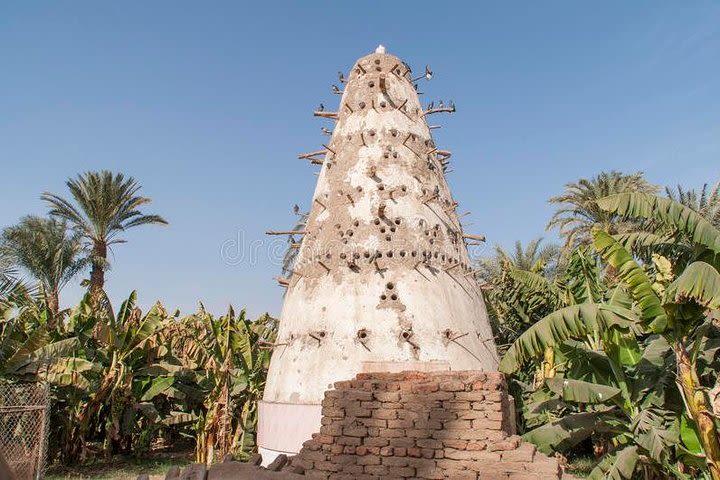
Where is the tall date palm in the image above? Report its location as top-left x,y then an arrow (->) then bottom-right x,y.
42,171 -> 167,293
547,170 -> 657,250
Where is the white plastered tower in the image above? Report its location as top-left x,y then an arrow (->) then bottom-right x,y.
258,46 -> 499,460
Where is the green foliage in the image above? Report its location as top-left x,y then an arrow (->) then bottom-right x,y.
499,189 -> 720,479
1,216 -> 86,316
42,171 -> 167,291
547,170 -> 658,250
0,291 -> 277,466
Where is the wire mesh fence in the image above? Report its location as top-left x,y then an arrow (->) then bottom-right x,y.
0,383 -> 50,480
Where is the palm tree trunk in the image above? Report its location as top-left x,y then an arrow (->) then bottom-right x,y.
90,241 -> 107,293
675,341 -> 720,480
46,288 -> 59,329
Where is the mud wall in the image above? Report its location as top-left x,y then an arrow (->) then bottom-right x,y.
293,371 -> 572,479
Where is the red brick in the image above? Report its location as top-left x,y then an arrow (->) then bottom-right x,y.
416,438 -> 442,449
411,381 -> 439,394
373,409 -> 398,420
439,380 -> 466,392
363,465 -> 388,476
407,447 -> 422,458
315,461 -> 342,472
356,454 -> 380,465
316,434 -> 333,444
387,466 -> 415,477
388,437 -> 415,448
364,437 -> 389,447
373,391 -> 400,402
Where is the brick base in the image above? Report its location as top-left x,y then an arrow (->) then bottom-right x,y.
293,371 -> 573,479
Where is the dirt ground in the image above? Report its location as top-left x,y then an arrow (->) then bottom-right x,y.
45,447 -> 193,480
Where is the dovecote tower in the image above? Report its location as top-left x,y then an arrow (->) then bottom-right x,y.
258,46 -> 499,460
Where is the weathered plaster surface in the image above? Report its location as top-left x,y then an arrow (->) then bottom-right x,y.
259,48 -> 499,457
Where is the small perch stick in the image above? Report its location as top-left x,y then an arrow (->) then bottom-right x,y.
314,111 -> 338,119
463,234 -> 486,242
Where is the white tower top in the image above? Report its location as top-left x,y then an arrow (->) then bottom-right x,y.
375,44 -> 386,54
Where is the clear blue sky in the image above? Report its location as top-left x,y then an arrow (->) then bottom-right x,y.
1,2 -> 718,317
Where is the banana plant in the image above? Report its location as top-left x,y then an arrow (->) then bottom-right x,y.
177,306 -> 277,464
57,291 -> 169,462
500,193 -> 720,479
599,193 -> 720,479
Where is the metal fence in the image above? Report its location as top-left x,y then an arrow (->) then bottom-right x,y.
0,384 -> 50,480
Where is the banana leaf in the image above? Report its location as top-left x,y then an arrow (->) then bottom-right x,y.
546,377 -> 621,404
665,261 -> 720,310
523,410 -> 611,454
593,229 -> 667,332
499,303 -> 637,374
597,193 -> 720,254
588,445 -> 639,480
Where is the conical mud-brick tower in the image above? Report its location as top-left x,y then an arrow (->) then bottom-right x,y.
259,46 -> 499,460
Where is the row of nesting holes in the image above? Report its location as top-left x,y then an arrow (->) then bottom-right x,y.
340,132 -> 433,148
323,250 -> 463,265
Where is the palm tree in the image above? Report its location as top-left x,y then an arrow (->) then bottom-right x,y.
478,238 -> 563,350
547,170 -> 657,250
666,182 -> 720,229
479,237 -> 561,281
0,250 -> 21,300
1,216 -> 85,318
42,171 -> 167,293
